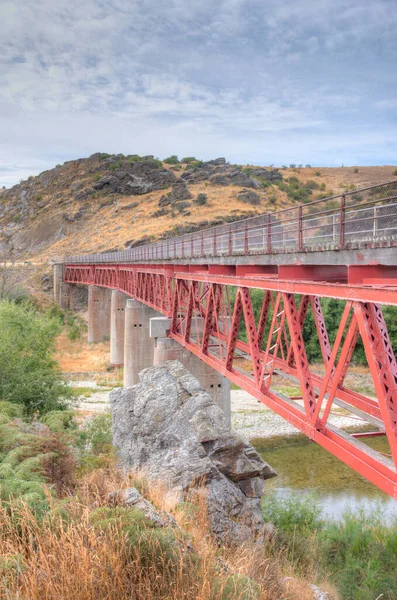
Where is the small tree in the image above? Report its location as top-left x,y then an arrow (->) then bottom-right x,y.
0,300 -> 72,416
163,155 -> 179,165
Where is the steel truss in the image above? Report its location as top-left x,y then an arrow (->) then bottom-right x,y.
64,263 -> 397,498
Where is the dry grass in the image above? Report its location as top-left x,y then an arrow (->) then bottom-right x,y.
0,466 -> 323,600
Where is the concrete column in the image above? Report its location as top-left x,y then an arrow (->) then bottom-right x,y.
53,263 -> 64,304
59,282 -> 71,309
123,300 -> 156,387
88,286 -> 112,343
149,316 -> 231,424
189,354 -> 231,425
110,290 -> 127,366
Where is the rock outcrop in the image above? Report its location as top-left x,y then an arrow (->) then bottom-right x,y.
93,160 -> 177,195
110,361 -> 276,545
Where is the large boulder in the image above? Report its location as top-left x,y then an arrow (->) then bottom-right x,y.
110,361 -> 276,545
168,180 -> 193,202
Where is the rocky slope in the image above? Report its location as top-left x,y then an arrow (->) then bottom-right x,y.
0,152 -> 395,268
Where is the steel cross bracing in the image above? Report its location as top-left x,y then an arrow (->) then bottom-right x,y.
64,262 -> 397,498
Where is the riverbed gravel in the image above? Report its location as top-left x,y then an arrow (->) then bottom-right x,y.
73,381 -> 365,440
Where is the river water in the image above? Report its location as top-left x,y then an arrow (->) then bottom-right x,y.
253,434 -> 397,524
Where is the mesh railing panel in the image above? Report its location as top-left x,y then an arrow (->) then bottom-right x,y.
64,180 -> 397,263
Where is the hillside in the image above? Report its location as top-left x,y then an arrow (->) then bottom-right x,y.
0,153 -> 396,267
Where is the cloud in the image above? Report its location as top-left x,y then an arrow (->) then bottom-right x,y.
0,0 -> 396,186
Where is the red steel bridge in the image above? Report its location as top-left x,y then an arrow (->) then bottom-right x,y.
63,180 -> 397,498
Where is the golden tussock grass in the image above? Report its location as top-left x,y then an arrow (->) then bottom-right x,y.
0,466 -> 325,600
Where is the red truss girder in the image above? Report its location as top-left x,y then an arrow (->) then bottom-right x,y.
64,263 -> 397,498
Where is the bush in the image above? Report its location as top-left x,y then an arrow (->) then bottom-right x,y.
194,193 -> 208,206
190,160 -> 204,168
268,195 -> 277,204
181,157 -> 197,163
163,155 -> 179,165
354,167 -> 359,173
100,153 -> 111,160
314,170 -> 321,176
393,169 -> 397,176
0,301 -> 72,417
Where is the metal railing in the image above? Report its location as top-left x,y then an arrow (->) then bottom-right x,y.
65,180 -> 397,264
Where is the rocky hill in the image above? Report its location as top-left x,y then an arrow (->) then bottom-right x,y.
0,153 -> 396,267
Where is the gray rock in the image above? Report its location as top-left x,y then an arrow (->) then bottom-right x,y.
238,189 -> 261,205
121,202 -> 139,210
250,168 -> 283,181
158,195 -> 171,207
75,190 -> 88,201
110,361 -> 276,545
110,487 -> 178,528
209,174 -> 231,186
168,180 -> 193,202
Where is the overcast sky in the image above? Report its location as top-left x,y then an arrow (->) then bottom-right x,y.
1,0 -> 396,187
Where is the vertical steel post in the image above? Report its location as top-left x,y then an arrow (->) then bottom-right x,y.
298,205 -> 303,251
339,194 -> 346,248
267,214 -> 271,253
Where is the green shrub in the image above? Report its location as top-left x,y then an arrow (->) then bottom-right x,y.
262,492 -> 322,533
289,163 -> 296,168
163,155 -> 179,165
393,169 -> 397,176
268,195 -> 277,204
0,300 -> 72,416
92,173 -> 101,181
99,153 -> 111,160
314,170 -> 321,176
304,179 -> 319,190
194,193 -> 208,206
354,168 -> 359,173
181,157 -> 197,163
305,164 -> 312,168
190,160 -> 204,168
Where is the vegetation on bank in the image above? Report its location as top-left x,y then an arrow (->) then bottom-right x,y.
0,300 -> 73,416
262,492 -> 397,600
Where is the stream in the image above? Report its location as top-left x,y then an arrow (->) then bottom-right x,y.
253,434 -> 397,524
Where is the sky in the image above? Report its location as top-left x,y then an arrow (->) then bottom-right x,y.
0,0 -> 396,187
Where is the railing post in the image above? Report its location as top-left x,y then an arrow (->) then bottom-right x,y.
298,205 -> 303,250
244,222 -> 248,253
213,229 -> 216,256
267,214 -> 271,253
191,235 -> 193,257
174,238 -> 176,258
201,231 -> 204,256
228,225 -> 232,254
373,206 -> 378,241
339,194 -> 346,248
182,237 -> 185,259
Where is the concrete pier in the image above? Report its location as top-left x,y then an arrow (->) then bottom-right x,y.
87,286 -> 112,343
150,316 -> 231,424
110,290 -> 127,366
53,263 -> 64,304
123,300 -> 157,387
59,282 -> 71,309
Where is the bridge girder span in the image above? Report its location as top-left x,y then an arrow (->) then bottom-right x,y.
64,263 -> 397,498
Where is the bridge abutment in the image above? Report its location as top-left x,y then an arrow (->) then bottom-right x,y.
110,290 -> 127,366
88,286 -> 112,343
